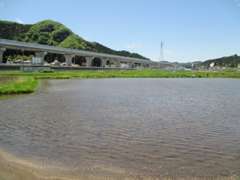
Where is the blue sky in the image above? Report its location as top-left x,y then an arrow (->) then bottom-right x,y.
0,0 -> 240,62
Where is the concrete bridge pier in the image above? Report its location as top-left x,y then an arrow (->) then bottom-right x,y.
129,62 -> 134,69
64,54 -> 75,66
104,58 -> 110,67
101,58 -> 107,68
143,63 -> 148,68
138,63 -> 144,69
0,47 -> 6,64
115,60 -> 121,68
34,51 -> 47,65
85,57 -> 94,67
139,63 -> 144,69
105,58 -> 116,68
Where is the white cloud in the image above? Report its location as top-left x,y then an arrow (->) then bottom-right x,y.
15,18 -> 24,24
125,42 -> 143,51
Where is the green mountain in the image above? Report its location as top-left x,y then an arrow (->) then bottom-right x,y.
202,54 -> 240,68
0,19 -> 149,60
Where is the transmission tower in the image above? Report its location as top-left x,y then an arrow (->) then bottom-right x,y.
160,41 -> 164,62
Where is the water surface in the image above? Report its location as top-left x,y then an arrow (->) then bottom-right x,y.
0,78 -> 240,177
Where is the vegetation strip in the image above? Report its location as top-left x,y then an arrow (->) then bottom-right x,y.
0,76 -> 38,95
0,69 -> 240,95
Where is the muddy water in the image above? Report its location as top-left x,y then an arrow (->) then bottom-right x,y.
0,79 -> 240,177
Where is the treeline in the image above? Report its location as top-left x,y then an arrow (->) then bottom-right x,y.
202,54 -> 240,68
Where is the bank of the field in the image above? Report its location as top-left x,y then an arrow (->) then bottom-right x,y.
0,149 -> 238,180
1,69 -> 240,79
1,69 -> 240,95
0,76 -> 38,95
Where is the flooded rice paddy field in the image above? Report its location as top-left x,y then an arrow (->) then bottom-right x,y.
0,78 -> 240,178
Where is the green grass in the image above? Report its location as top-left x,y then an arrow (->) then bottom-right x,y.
0,77 -> 38,95
0,69 -> 240,95
1,69 -> 240,79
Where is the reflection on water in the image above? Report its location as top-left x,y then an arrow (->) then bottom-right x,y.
0,78 -> 240,177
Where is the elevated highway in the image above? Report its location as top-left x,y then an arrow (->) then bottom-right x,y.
0,39 -> 153,68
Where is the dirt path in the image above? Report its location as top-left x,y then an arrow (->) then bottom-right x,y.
0,150 -> 238,180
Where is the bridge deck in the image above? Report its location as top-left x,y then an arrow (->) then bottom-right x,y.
0,39 -> 151,64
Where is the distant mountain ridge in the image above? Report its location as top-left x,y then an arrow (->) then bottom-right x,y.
155,55 -> 240,69
201,54 -> 240,68
0,19 -> 149,60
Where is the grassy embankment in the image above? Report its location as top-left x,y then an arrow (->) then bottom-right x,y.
1,69 -> 240,95
0,76 -> 38,95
